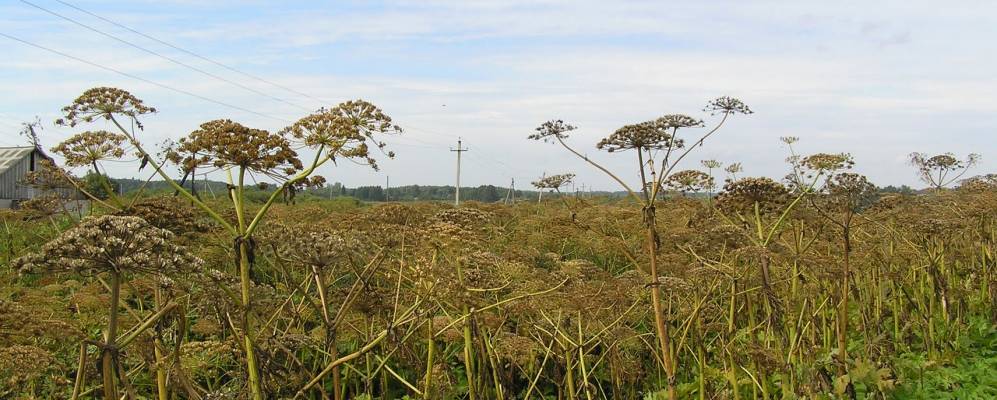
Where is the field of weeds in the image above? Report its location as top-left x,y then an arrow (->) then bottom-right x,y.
0,87 -> 994,399
2,188 -> 996,399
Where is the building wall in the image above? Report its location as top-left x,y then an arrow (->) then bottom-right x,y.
0,152 -> 34,200
0,149 -> 80,208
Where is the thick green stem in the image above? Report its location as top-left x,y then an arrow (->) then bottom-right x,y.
463,306 -> 477,400
71,342 -> 87,400
646,211 -> 676,400
837,225 -> 851,376
423,317 -> 436,396
564,344 -> 577,400
232,167 -> 264,400
154,287 -> 168,400
314,270 -> 342,400
102,271 -> 121,400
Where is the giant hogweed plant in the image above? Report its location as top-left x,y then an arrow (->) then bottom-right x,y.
52,87 -> 402,400
908,152 -> 981,191
14,215 -> 200,400
529,97 -> 751,399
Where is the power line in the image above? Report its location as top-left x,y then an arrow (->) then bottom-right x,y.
405,123 -> 531,176
53,0 -> 334,107
20,0 -> 315,113
0,31 -> 292,123
0,118 -> 28,146
0,118 -> 23,129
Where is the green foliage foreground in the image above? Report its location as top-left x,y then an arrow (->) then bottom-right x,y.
1,188 -> 995,399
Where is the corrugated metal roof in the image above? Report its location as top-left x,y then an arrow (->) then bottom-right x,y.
0,147 -> 37,176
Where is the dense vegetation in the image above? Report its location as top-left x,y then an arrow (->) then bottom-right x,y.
0,87 -> 994,399
111,178 -> 618,204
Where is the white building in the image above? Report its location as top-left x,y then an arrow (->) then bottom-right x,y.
0,146 -> 78,209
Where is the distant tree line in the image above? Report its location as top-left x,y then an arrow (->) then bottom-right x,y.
110,177 -> 924,203
309,183 -> 527,202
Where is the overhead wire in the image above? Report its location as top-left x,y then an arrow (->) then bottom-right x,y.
20,0 -> 315,113
53,0 -> 334,106
0,31 -> 293,123
8,2 -> 548,188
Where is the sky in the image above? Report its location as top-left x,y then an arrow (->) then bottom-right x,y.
1,0 -> 994,191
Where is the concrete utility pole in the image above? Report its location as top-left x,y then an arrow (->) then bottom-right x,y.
385,175 -> 390,201
537,172 -> 546,203
451,138 -> 468,206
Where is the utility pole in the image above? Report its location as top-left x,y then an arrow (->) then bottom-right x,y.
451,138 -> 468,206
201,173 -> 216,199
504,178 -> 516,204
385,175 -> 390,202
537,172 -> 545,203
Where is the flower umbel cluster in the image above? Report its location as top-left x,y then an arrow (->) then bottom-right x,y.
20,159 -> 79,191
275,227 -> 364,269
14,215 -> 202,275
55,87 -> 156,127
177,119 -> 303,174
704,96 -> 753,115
597,115 -> 701,152
282,100 -> 402,170
528,120 -> 576,142
715,177 -> 790,216
800,153 -> 854,174
51,130 -> 129,167
664,170 -> 714,193
822,172 -> 879,213
532,173 -> 575,191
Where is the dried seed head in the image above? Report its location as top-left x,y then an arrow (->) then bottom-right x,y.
56,87 -> 155,127
13,215 -> 203,276
432,207 -> 494,228
704,96 -> 752,115
423,221 -> 475,248
177,119 -> 302,174
51,130 -> 128,167
493,332 -> 538,367
282,100 -> 402,170
532,173 -> 575,190
117,196 -> 209,234
0,345 -> 55,385
701,159 -> 722,169
909,152 -> 982,188
18,195 -> 64,219
800,153 -> 854,173
959,174 -> 997,192
21,159 -> 79,191
715,177 -> 789,215
664,170 -> 714,193
597,116 -> 698,152
529,119 -> 576,141
821,172 -> 878,212
724,162 -> 743,181
276,227 -> 364,269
